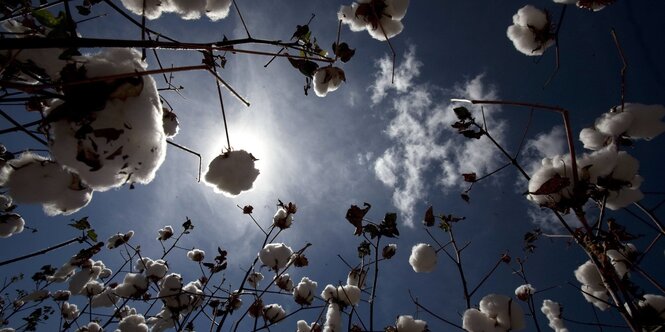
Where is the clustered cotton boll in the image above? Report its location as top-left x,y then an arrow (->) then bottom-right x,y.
324,303 -> 342,332
338,0 -> 409,41
0,212 -> 24,238
293,277 -> 318,305
273,202 -> 296,229
203,150 -> 260,196
116,313 -> 149,332
91,286 -> 120,308
258,243 -> 293,272
157,226 -> 174,241
395,315 -> 428,332
515,284 -> 536,301
248,271 -> 264,289
78,321 -> 102,332
296,320 -> 321,332
506,5 -> 554,56
579,104 -> 665,150
187,249 -> 205,262
107,231 -> 135,249
346,268 -> 368,288
541,299 -> 569,332
120,0 -> 232,20
408,243 -> 437,273
0,153 -> 93,216
47,48 -> 167,192
52,290 -> 71,301
313,67 -> 346,97
321,284 -> 361,306
146,308 -> 176,331
262,303 -> 287,324
527,145 -> 644,211
574,260 -> 610,310
162,108 -> 179,138
462,294 -> 525,332
61,302 -> 79,320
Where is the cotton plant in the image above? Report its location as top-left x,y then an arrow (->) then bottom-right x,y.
506,5 -> 555,56
120,0 -> 233,21
338,0 -> 410,41
162,108 -> 180,138
47,48 -> 167,192
203,149 -> 260,196
0,152 -> 93,216
462,294 -> 526,332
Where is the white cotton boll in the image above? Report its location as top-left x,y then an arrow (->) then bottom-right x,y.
321,284 -> 337,301
605,187 -> 643,210
187,249 -> 205,262
0,195 -> 12,211
48,48 -> 166,192
203,150 -> 260,196
157,226 -> 174,241
479,294 -> 525,330
313,67 -> 346,97
577,145 -> 618,182
119,0 -> 170,19
78,322 -> 102,332
18,290 -> 50,303
347,268 -> 368,288
575,261 -> 610,310
507,5 -> 554,56
622,103 -> 665,140
275,274 -> 294,292
385,0 -> 409,20
337,4 -> 366,32
141,258 -> 168,281
107,231 -> 134,249
115,273 -> 149,298
263,304 -> 286,323
595,111 -> 634,136
273,207 -> 293,229
205,0 -> 232,20
324,303 -> 341,332
116,314 -> 149,332
612,151 -> 639,182
159,274 -> 183,309
640,294 -> 665,319
541,300 -> 568,332
337,285 -> 361,306
69,265 -> 102,295
93,260 -> 111,279
293,277 -> 317,305
162,109 -> 179,138
50,262 -> 77,282
0,153 -> 93,216
248,272 -> 264,289
0,213 -> 24,238
91,287 -> 119,307
182,280 -> 204,311
515,284 -> 536,301
52,290 -> 71,301
146,308 -> 176,332
61,302 -> 79,320
297,320 -> 320,332
606,250 -> 629,279
83,281 -> 104,297
396,315 -> 427,332
409,243 -> 437,273
462,308 -> 503,332
579,127 -> 609,150
169,0 -> 207,19
367,16 -> 404,41
526,156 -> 573,206
258,243 -> 293,271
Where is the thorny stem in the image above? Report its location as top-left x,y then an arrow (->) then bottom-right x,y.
0,236 -> 85,267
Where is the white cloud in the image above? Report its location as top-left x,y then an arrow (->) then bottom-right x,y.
371,50 -> 506,226
370,46 -> 422,104
521,125 -> 567,175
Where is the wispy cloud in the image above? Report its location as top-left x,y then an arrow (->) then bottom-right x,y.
371,50 -> 507,226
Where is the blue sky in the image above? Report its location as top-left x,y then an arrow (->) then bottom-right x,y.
1,0 -> 665,331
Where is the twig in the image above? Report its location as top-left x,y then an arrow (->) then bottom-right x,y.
0,236 -> 84,267
0,109 -> 47,146
232,0 -> 251,38
166,140 -> 202,182
610,28 -> 628,112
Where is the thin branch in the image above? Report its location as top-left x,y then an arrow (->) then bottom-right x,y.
408,290 -> 465,330
0,236 -> 84,267
166,140 -> 202,182
610,28 -> 628,112
232,0 -> 251,38
0,109 -> 47,146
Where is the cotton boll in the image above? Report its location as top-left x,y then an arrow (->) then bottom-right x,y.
119,0 -> 171,19
187,249 -> 205,262
273,207 -> 293,229
367,16 -> 404,41
83,281 -> 104,297
157,226 -> 174,241
205,0 -> 232,20
577,146 -> 618,182
541,300 -> 568,332
18,290 -> 50,303
248,271 -> 264,289
395,315 -> 427,332
0,195 -> 12,211
507,5 -> 554,56
462,308 -> 503,332
324,303 -> 341,332
263,304 -> 286,323
347,268 -> 368,288
61,302 -> 79,320
48,48 -> 166,191
293,277 -> 317,305
162,109 -> 179,138
337,4 -> 366,32
0,153 -> 93,216
606,250 -> 629,279
595,111 -> 634,136
575,260 -> 610,310
640,294 -> 665,320
146,308 -> 176,332
91,287 -> 119,307
526,156 -> 574,207
275,274 -> 294,292
605,187 -> 643,211
514,284 -> 536,301
258,243 -> 293,271
117,314 -> 149,332
409,243 -> 437,273
297,320 -> 320,332
321,284 -> 337,301
169,0 -> 207,19
337,285 -> 361,306
0,213 -> 24,238
611,152 -> 639,182
78,322 -> 102,332
204,150 -> 260,196
115,273 -> 149,298
385,0 -> 409,20
338,0 -> 408,40
479,294 -> 525,330
623,103 -> 665,140
579,127 -> 610,150
313,67 -> 346,97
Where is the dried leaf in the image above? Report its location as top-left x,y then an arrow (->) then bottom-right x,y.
530,173 -> 570,195
462,172 -> 477,183
346,203 -> 371,236
423,206 -> 435,227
